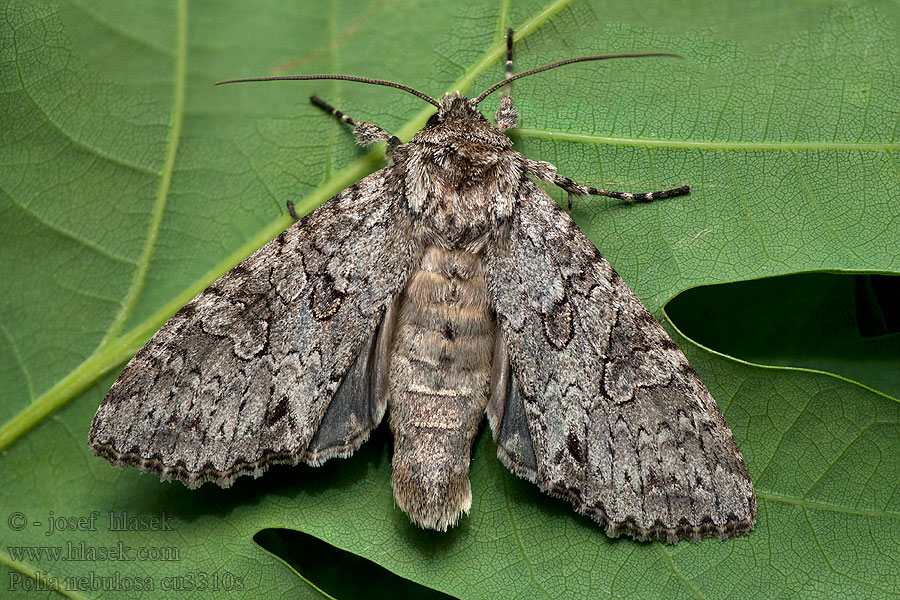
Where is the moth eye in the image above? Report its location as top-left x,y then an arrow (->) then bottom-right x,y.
426,113 -> 441,127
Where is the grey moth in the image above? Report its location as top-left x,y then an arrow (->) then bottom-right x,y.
91,30 -> 755,543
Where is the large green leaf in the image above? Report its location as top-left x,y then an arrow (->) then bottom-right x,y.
1,0 -> 898,598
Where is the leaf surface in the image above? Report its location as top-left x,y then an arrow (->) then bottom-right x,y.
1,0 -> 898,598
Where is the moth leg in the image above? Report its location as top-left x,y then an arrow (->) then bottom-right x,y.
495,28 -> 520,131
286,200 -> 299,221
310,95 -> 400,152
505,27 -> 515,81
522,158 -> 690,208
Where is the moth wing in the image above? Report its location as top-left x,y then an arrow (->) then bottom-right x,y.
90,168 -> 418,488
483,182 -> 755,543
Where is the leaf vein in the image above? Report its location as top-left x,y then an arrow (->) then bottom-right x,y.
99,0 -> 188,346
757,490 -> 900,519
654,544 -> 704,600
516,128 -> 900,151
499,475 -> 553,599
5,190 -> 135,265
9,10 -> 158,177
0,319 -> 33,399
789,150 -> 870,267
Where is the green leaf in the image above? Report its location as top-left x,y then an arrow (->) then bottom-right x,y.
667,273 -> 900,398
1,0 -> 898,599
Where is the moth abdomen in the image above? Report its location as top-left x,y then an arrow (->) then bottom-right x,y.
388,246 -> 496,530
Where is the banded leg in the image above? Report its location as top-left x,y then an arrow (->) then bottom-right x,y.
290,97 -> 399,222
310,95 -> 400,150
495,28 -> 520,131
523,158 -> 690,210
504,27 -> 515,84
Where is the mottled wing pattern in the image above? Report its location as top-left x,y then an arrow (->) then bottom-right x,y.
483,181 -> 755,543
90,168 -> 420,488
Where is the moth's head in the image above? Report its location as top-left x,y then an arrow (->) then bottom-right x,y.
433,92 -> 483,122
423,92 -> 496,134
414,92 -> 512,149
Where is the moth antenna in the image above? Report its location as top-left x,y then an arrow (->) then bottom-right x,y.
474,53 -> 682,104
216,74 -> 440,107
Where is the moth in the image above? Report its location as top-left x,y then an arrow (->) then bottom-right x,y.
90,30 -> 756,543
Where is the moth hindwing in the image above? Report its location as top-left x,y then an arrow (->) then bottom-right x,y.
91,29 -> 755,543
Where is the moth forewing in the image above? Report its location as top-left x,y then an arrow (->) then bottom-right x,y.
90,169 -> 421,487
482,182 -> 755,542
91,29 -> 755,543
